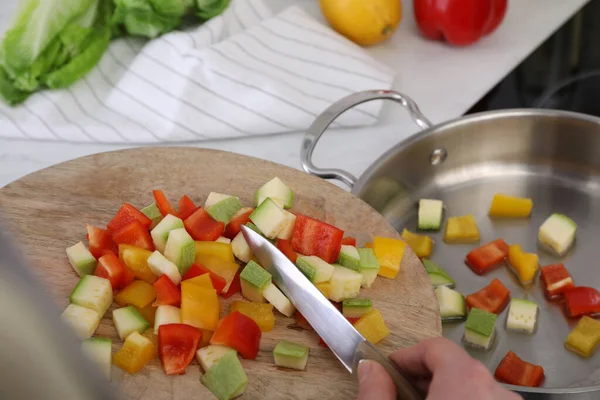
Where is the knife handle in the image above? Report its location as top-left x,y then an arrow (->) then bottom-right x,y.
353,341 -> 424,400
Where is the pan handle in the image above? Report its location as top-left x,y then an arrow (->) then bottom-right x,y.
301,90 -> 433,188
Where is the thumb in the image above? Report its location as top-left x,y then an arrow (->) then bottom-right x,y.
356,360 -> 396,400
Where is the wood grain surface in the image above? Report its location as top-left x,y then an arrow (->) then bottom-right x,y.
0,147 -> 441,400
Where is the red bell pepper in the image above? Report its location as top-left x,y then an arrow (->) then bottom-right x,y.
86,224 -> 116,259
153,275 -> 182,307
121,265 -> 136,288
183,263 -> 227,293
295,312 -> 313,331
94,252 -> 126,290
210,311 -> 261,359
112,220 -> 155,252
158,323 -> 203,375
184,208 -> 224,241
277,239 -> 298,263
466,278 -> 510,314
220,270 -> 241,299
223,208 -> 254,239
107,203 -> 152,232
153,190 -> 179,218
540,264 -> 574,300
494,351 -> 545,387
564,287 -> 600,318
465,239 -> 509,275
341,237 -> 357,247
291,215 -> 344,263
414,0 -> 508,46
178,195 -> 197,220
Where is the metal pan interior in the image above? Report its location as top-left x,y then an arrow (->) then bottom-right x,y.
353,110 -> 600,395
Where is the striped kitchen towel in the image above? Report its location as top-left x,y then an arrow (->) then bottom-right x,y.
0,0 -> 395,143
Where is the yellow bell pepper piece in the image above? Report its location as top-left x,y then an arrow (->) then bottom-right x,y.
199,329 -> 213,348
372,237 -> 405,279
142,329 -> 158,349
353,309 -> 390,345
196,254 -> 239,292
401,229 -> 434,258
444,215 -> 480,244
565,316 -> 600,358
195,241 -> 235,263
119,245 -> 157,283
134,305 -> 157,326
508,245 -> 539,285
230,301 -> 275,332
182,274 -> 214,290
113,331 -> 157,374
315,282 -> 332,298
115,281 -> 157,308
181,283 -> 219,331
488,194 -> 533,218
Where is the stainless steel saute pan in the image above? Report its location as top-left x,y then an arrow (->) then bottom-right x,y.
301,90 -> 600,400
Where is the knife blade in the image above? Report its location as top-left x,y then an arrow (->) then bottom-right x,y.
240,225 -> 423,400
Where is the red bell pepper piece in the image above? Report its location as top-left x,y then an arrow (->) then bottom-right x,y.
94,252 -> 126,290
153,275 -> 182,307
564,287 -> 600,318
277,239 -> 298,263
112,220 -> 155,251
540,264 -> 574,300
153,190 -> 179,217
86,224 -> 116,259
466,278 -> 510,314
414,0 -> 508,47
184,208 -> 224,241
158,323 -> 203,375
121,266 -> 136,288
341,237 -> 357,246
494,351 -> 545,387
220,270 -> 241,299
210,311 -> 261,359
223,208 -> 254,239
465,239 -> 509,275
182,263 -> 227,293
291,215 -> 344,263
178,195 -> 197,220
107,203 -> 152,232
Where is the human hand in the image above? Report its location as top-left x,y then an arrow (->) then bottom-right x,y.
356,337 -> 522,400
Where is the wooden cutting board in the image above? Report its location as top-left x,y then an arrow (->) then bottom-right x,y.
0,147 -> 441,400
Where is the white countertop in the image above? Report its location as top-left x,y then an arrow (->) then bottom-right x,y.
0,0 -> 590,190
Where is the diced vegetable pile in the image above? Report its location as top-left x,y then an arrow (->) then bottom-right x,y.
61,177 -> 402,399
414,193 -> 593,388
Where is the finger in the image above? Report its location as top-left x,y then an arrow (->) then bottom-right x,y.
389,337 -> 470,378
356,360 -> 396,400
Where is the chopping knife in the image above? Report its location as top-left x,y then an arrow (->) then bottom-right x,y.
240,226 -> 423,400
0,221 -> 117,400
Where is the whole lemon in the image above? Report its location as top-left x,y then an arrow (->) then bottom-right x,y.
319,0 -> 402,46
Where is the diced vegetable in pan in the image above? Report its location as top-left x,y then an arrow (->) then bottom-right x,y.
435,286 -> 466,322
423,259 -> 455,288
465,278 -> 510,314
538,213 -> 577,256
418,199 -> 443,230
494,351 -> 544,387
463,308 -> 496,351
444,215 -> 480,244
540,264 -> 574,300
564,316 -> 600,358
506,299 -> 538,334
401,229 -> 434,258
564,287 -> 600,318
507,245 -> 539,286
465,239 -> 509,275
488,194 -> 533,218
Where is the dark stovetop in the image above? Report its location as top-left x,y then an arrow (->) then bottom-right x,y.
466,0 -> 600,117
